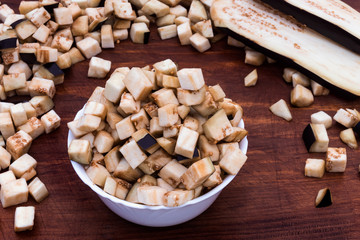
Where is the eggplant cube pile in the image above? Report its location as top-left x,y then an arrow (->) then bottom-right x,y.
68,59 -> 248,207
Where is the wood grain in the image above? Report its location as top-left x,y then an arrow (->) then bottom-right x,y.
2,1 -> 360,239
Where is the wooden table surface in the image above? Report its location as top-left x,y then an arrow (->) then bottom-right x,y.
2,0 -> 360,239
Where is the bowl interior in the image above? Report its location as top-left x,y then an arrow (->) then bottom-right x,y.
68,106 -> 248,210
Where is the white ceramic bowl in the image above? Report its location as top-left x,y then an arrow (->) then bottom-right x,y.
68,107 -> 248,227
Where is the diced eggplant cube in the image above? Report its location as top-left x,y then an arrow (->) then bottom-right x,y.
0,146 -> 11,170
103,146 -> 121,173
181,157 -> 214,190
10,103 -> 28,127
170,5 -> 187,16
113,2 -> 135,19
340,128 -> 358,149
3,73 -> 26,92
15,20 -> 37,41
101,24 -> 115,49
6,130 -> 32,159
28,177 -> 49,203
36,47 -> 58,63
189,33 -> 211,53
40,110 -> 60,134
244,69 -> 258,87
143,102 -> 159,118
203,109 -> 233,143
113,158 -> 144,182
219,148 -> 247,175
137,186 -> 167,206
203,165 -> 222,188
269,99 -> 292,121
0,4 -> 14,22
104,72 -> 126,103
139,148 -> 172,175
88,57 -> 111,78
193,20 -> 213,38
113,29 -> 128,41
130,22 -> 150,44
311,80 -> 329,96
29,77 -> 56,98
14,206 -> 35,232
32,25 -> 50,43
157,178 -> 174,191
208,84 -> 226,102
51,35 -> 73,52
115,117 -> 136,140
157,137 -> 176,155
244,49 -> 265,66
8,60 -> 32,81
77,37 -> 102,59
174,126 -> 199,159
84,101 -> 107,120
77,114 -> 101,132
188,0 -> 207,22
119,93 -> 140,115
120,140 -> 148,169
151,88 -> 179,107
22,102 -> 36,119
223,127 -> 248,142
156,14 -> 176,27
0,112 -> 15,140
311,111 -> 332,129
158,159 -> 187,188
326,147 -> 347,173
29,7 -> 50,27
302,123 -> 329,153
29,96 -> 54,116
71,15 -> 89,36
0,170 -> 16,186
291,85 -> 314,108
305,158 -> 325,178
0,178 -> 28,208
158,104 -> 179,127
53,7 -> 73,26
68,139 -> 92,164
2,48 -> 20,65
132,129 -> 159,154
141,0 -> 170,18
163,189 -> 194,207
94,131 -> 114,154
193,91 -> 218,117
177,68 -> 205,91
333,108 -> 358,128
158,24 -> 177,40
86,162 -> 110,187
149,117 -> 163,137
198,135 -> 219,161
282,68 -> 297,83
315,188 -> 332,208
292,72 -> 310,87
123,67 -> 153,100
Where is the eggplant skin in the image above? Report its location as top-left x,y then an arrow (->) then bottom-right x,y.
261,0 -> 360,55
302,124 -> 316,152
211,0 -> 360,98
354,122 -> 360,136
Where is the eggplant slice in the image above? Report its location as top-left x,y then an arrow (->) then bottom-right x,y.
261,0 -> 360,54
210,0 -> 360,97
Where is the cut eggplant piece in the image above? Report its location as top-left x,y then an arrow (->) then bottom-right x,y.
211,0 -> 360,96
139,149 -> 172,175
269,99 -> 292,121
132,129 -> 159,154
181,157 -> 214,190
311,111 -> 332,129
326,147 -> 347,173
302,123 -> 329,153
304,158 -> 325,178
340,128 -> 358,149
261,0 -> 360,55
315,188 -> 332,208
333,108 -> 358,128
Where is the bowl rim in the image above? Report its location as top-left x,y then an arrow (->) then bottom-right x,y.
68,106 -> 248,210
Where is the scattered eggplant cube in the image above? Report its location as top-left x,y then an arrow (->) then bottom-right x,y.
141,0 -> 170,18
54,7 -> 73,26
139,148 -> 172,175
116,117 -> 136,140
101,24 -> 115,48
88,57 -> 111,78
315,188 -> 332,208
137,186 -> 167,206
302,123 -> 329,153
326,147 -> 347,173
190,33 -> 211,53
29,96 -> 54,116
0,112 -> 15,140
177,68 -> 205,91
14,206 -> 35,232
68,139 -> 92,165
120,140 -> 148,169
269,99 -> 292,122
208,84 -> 226,102
86,162 -> 111,188
292,72 -> 310,88
311,111 -> 332,129
132,129 -> 159,154
188,0 -> 207,22
163,189 -> 194,207
0,178 -> 28,208
77,37 -> 102,59
291,85 -> 314,108
10,103 -> 28,127
28,177 -> 49,203
333,108 -> 358,128
158,24 -> 177,40
6,130 -> 33,160
123,67 -> 153,101
0,146 -> 11,170
244,49 -> 265,66
219,148 -> 247,175
158,159 -> 187,188
40,110 -> 61,134
305,158 -> 325,178
311,80 -> 329,96
3,73 -> 26,92
181,157 -> 214,190
29,77 -> 56,98
56,52 -> 72,69
18,117 -> 45,140
244,69 -> 258,87
130,22 -> 150,44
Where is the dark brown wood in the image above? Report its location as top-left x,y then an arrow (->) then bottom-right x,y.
2,1 -> 360,239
